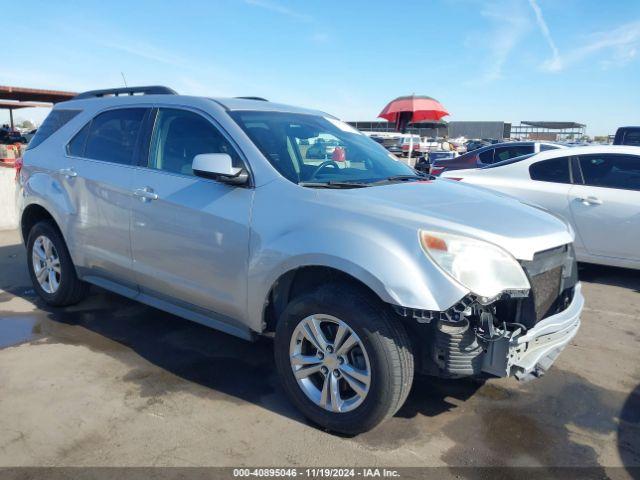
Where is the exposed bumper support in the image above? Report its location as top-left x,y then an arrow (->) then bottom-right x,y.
482,283 -> 583,379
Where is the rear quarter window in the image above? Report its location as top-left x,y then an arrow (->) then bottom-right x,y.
540,144 -> 560,151
529,157 -> 571,183
27,109 -> 81,150
478,149 -> 494,164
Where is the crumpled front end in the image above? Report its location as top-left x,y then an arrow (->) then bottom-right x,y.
482,283 -> 582,380
398,243 -> 582,381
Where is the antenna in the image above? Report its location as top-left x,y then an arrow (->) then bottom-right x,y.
121,72 -> 128,88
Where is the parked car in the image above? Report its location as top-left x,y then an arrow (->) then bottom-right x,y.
613,126 -> 640,146
18,86 -> 583,434
0,129 -> 27,144
414,151 -> 457,173
430,141 -> 566,175
305,138 -> 343,159
441,145 -> 640,269
399,135 -> 422,156
22,129 -> 37,143
464,140 -> 490,152
382,136 -> 403,156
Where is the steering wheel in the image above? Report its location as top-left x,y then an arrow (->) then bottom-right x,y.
309,160 -> 340,180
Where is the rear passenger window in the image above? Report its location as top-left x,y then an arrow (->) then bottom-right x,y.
578,154 -> 640,191
84,108 -> 146,165
67,122 -> 91,157
27,109 -> 81,150
529,157 -> 570,183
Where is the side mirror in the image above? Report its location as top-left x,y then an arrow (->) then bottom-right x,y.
192,153 -> 249,186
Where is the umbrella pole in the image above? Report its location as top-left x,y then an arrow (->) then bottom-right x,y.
407,136 -> 412,166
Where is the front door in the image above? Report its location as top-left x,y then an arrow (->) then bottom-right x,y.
130,107 -> 253,322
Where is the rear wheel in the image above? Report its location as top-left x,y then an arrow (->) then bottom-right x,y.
26,221 -> 89,306
274,283 -> 414,434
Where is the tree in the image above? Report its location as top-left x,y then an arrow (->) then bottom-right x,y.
17,119 -> 35,130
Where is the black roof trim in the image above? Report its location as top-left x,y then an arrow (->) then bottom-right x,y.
73,86 -> 177,100
235,96 -> 269,101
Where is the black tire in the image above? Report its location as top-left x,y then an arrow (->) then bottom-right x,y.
274,283 -> 414,435
26,220 -> 89,307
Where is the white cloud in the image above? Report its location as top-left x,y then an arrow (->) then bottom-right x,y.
527,0 -> 561,70
244,0 -> 311,21
543,19 -> 640,72
474,0 -> 532,83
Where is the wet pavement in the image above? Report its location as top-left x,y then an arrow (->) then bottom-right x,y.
0,229 -> 639,474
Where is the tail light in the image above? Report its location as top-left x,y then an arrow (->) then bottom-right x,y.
14,157 -> 23,182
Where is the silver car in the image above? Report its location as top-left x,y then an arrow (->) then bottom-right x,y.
17,86 -> 583,434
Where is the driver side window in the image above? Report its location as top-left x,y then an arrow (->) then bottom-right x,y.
148,108 -> 242,176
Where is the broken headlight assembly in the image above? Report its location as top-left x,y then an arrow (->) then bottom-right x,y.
419,230 -> 530,303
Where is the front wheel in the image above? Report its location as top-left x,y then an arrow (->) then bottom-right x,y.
274,284 -> 414,434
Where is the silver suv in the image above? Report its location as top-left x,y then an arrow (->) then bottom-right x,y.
18,86 -> 583,434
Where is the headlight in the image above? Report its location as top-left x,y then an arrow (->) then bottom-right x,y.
419,230 -> 530,302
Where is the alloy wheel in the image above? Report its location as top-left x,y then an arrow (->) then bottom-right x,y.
32,235 -> 61,294
289,314 -> 371,413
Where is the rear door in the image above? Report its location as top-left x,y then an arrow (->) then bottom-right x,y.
130,107 -> 253,322
524,155 -> 574,218
569,153 -> 640,261
64,107 -> 149,289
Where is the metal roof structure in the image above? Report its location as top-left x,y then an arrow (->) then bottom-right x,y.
0,85 -> 77,129
511,121 -> 586,141
0,101 -> 51,110
0,85 -> 77,103
521,121 -> 586,129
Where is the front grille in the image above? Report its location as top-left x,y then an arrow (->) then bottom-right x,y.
520,244 -> 577,324
530,265 -> 563,321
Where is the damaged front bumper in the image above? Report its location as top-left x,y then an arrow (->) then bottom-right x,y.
482,283 -> 584,380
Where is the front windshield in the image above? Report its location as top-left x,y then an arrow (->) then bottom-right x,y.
230,111 -> 416,185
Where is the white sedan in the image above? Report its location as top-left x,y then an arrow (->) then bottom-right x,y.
441,145 -> 640,269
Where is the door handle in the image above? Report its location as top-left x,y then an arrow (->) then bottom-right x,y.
133,187 -> 159,201
577,196 -> 603,206
58,168 -> 77,178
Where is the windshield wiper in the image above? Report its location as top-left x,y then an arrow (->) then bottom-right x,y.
299,180 -> 370,189
372,174 -> 435,185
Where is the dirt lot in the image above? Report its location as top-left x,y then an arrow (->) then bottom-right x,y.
0,228 -> 638,474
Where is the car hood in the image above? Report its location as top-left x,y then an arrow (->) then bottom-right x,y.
332,179 -> 573,261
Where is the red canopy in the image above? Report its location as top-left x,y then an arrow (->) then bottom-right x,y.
378,95 -> 449,123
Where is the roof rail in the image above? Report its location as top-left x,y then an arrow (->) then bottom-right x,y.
73,86 -> 177,100
235,96 -> 268,101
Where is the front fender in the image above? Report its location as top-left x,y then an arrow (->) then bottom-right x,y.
246,223 -> 468,332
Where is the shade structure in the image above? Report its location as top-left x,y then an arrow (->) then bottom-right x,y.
378,95 -> 449,132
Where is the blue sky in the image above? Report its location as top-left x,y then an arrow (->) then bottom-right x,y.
3,0 -> 640,135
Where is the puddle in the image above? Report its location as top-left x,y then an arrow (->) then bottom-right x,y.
0,290 -> 292,415
353,368 -> 639,471
440,369 -> 638,469
0,315 -> 43,348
